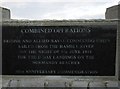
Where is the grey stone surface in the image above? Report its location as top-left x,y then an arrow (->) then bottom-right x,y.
105,5 -> 120,19
0,7 -> 11,21
118,3 -> 120,81
89,81 -> 106,88
89,81 -> 119,88
107,81 -> 119,87
0,76 -> 2,89
1,19 -> 118,26
2,76 -> 120,88
71,81 -> 88,87
45,81 -> 65,87
118,20 -> 120,81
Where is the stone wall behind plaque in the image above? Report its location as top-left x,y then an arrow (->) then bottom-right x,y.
105,5 -> 120,19
0,7 -> 11,21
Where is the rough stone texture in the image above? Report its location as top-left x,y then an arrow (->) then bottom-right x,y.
118,4 -> 120,81
105,5 -> 120,19
0,7 -> 11,21
118,19 -> 120,81
1,19 -> 118,26
0,76 -> 2,89
89,81 -> 119,88
71,81 -> 88,87
2,76 -> 119,88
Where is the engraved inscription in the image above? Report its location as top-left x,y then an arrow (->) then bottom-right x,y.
2,26 -> 116,76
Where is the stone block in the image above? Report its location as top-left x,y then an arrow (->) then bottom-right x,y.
0,7 -> 11,21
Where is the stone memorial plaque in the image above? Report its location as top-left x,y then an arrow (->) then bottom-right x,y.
2,25 -> 117,76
